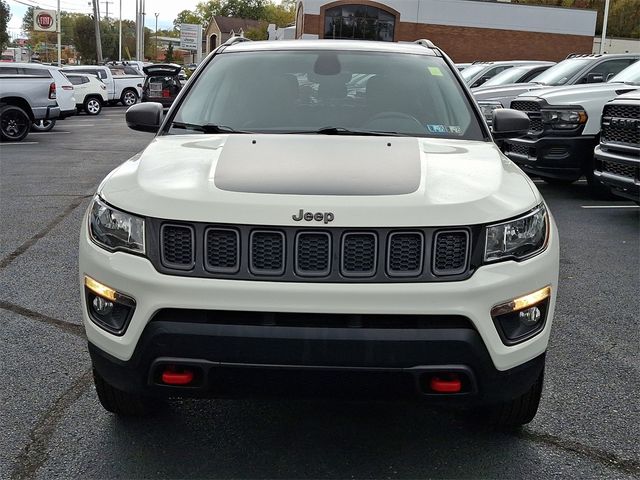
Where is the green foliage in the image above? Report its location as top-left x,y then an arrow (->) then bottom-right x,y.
174,10 -> 205,30
165,42 -> 175,62
0,0 -> 10,51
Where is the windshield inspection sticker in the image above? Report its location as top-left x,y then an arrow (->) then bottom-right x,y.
448,126 -> 462,134
428,66 -> 443,77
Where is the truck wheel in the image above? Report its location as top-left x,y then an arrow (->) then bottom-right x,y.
93,368 -> 159,416
31,119 -> 56,132
0,105 -> 31,142
84,96 -> 102,115
484,369 -> 544,429
120,89 -> 138,107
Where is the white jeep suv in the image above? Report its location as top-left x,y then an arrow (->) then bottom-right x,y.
80,39 -> 559,427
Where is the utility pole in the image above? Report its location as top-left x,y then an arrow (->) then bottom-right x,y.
135,0 -> 139,60
599,0 -> 611,54
154,12 -> 159,61
92,0 -> 103,63
141,0 -> 146,61
118,0 -> 122,61
57,0 -> 61,66
101,1 -> 113,20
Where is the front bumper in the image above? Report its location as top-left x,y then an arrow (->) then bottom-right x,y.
594,145 -> 640,202
504,134 -> 598,181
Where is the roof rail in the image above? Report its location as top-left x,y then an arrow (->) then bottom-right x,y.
566,53 -> 602,59
414,39 -> 435,49
222,36 -> 252,47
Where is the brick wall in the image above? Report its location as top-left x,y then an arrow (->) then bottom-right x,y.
301,13 -> 593,62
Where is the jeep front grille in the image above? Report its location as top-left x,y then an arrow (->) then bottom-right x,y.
151,221 -> 477,283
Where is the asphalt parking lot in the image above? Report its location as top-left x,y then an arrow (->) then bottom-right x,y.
1,108 -> 638,480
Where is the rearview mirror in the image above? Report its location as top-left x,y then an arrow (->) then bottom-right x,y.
492,109 -> 530,140
125,102 -> 162,133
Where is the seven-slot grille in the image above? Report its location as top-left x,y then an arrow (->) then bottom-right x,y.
601,103 -> 640,146
602,160 -> 637,180
511,100 -> 543,134
154,222 -> 474,282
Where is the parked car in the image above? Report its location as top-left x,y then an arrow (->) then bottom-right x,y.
593,90 -> 640,203
502,61 -> 640,194
473,62 -> 555,90
141,64 -> 183,108
28,65 -> 77,132
461,60 -> 545,88
83,39 -> 559,428
0,63 -> 60,141
475,53 -> 640,121
61,65 -> 143,106
64,73 -> 109,115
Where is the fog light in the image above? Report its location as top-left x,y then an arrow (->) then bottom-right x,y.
84,276 -> 135,336
519,306 -> 541,326
92,296 -> 113,315
491,286 -> 551,345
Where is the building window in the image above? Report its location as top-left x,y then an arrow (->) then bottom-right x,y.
323,4 -> 395,42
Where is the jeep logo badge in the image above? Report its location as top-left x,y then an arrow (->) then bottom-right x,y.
292,209 -> 334,224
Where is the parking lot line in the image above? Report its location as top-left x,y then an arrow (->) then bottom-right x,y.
581,205 -> 639,209
29,131 -> 71,135
0,141 -> 39,145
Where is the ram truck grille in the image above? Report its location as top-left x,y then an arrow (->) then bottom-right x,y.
601,103 -> 640,146
511,100 -> 543,135
148,221 -> 476,283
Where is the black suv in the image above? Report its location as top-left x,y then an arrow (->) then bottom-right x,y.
141,64 -> 183,108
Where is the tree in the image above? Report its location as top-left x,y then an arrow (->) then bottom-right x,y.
174,10 -> 206,30
165,42 -> 174,62
0,0 -> 10,51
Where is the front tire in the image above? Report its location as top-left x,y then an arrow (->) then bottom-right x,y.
120,89 -> 138,107
93,368 -> 160,416
485,368 -> 544,429
0,105 -> 31,141
84,96 -> 102,115
31,119 -> 56,132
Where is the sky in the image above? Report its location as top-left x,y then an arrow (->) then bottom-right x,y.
6,0 -> 204,39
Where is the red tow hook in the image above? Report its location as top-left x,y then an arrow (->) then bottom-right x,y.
161,366 -> 194,386
429,375 -> 462,393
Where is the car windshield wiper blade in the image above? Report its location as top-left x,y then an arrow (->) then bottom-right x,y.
170,122 -> 250,134
314,126 -> 404,136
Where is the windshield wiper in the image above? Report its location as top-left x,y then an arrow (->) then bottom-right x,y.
170,122 -> 250,134
314,126 -> 404,136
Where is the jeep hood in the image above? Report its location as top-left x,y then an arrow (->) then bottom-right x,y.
99,134 -> 540,227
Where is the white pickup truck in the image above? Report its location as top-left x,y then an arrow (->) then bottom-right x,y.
61,65 -> 143,107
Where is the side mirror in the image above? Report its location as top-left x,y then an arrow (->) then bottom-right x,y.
586,73 -> 605,83
492,109 -> 530,140
125,102 -> 162,133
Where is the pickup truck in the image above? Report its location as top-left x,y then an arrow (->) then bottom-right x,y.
474,53 -> 640,123
61,65 -> 143,107
0,64 -> 60,141
502,61 -> 640,195
593,90 -> 640,203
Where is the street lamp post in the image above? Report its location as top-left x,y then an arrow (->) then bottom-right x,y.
155,12 -> 159,61
599,0 -> 611,54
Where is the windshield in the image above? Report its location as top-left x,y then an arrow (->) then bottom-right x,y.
460,64 -> 487,81
531,58 -> 592,86
610,61 -> 640,84
172,50 -> 484,140
482,67 -> 530,86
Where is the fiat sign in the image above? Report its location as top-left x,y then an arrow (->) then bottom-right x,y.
34,9 -> 57,32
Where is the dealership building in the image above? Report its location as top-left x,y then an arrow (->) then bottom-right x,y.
294,0 -> 597,62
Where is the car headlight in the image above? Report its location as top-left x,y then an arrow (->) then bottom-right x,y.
88,196 -> 145,254
541,108 -> 587,129
479,101 -> 504,122
484,205 -> 548,263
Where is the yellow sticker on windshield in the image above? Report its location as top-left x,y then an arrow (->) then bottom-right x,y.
428,67 -> 443,77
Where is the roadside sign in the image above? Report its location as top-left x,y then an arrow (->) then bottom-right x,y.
180,24 -> 201,51
34,9 -> 57,32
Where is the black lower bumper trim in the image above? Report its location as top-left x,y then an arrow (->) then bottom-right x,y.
89,318 -> 545,406
504,134 -> 597,181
